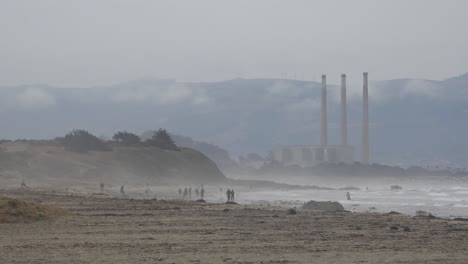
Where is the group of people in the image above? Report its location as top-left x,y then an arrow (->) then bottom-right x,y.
226,188 -> 235,202
100,183 -> 154,199
178,186 -> 205,200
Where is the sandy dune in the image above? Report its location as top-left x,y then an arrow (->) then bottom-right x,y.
0,189 -> 467,263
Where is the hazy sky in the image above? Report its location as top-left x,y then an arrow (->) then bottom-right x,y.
1,0 -> 468,87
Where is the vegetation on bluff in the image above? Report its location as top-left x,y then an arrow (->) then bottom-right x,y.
58,128 -> 180,153
63,129 -> 111,153
145,129 -> 180,151
112,131 -> 141,145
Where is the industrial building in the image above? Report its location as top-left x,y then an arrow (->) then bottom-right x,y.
273,72 -> 369,167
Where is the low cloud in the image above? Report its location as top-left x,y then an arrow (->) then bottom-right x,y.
111,83 -> 212,106
284,98 -> 320,113
265,81 -> 303,97
348,79 -> 445,104
400,79 -> 442,97
14,88 -> 56,109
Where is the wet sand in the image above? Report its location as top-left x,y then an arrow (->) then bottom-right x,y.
0,189 -> 467,264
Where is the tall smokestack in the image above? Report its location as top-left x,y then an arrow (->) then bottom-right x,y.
320,75 -> 327,147
362,72 -> 369,164
340,74 -> 347,146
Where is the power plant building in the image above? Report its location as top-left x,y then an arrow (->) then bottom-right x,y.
273,145 -> 354,167
273,73 -> 369,167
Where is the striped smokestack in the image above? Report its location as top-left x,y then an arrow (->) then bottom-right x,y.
362,72 -> 369,164
340,74 -> 347,146
320,74 -> 327,147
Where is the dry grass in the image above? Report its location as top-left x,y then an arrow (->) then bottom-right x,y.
0,197 -> 68,223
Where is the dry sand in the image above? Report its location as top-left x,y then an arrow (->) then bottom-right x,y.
0,189 -> 467,264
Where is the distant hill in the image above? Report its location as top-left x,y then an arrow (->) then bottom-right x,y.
1,73 -> 468,166
0,141 -> 226,186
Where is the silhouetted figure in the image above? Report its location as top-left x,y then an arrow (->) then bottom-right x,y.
226,189 -> 231,202
120,185 -> 126,197
200,186 -> 205,200
346,192 -> 351,200
189,187 -> 192,199
195,188 -> 199,198
21,180 -> 27,188
231,189 -> 235,202
183,188 -> 188,198
178,188 -> 182,197
100,182 -> 104,193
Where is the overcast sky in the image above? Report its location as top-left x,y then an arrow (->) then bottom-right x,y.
1,0 -> 468,87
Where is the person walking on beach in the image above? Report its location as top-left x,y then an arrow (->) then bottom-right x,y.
178,188 -> 182,197
195,188 -> 199,198
120,185 -> 126,198
200,186 -> 205,200
346,192 -> 351,200
231,189 -> 235,202
226,189 -> 231,202
183,187 -> 188,199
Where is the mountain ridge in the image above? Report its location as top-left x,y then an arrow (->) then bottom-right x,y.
0,73 -> 467,166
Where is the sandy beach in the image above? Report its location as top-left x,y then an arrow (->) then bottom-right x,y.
0,189 -> 467,264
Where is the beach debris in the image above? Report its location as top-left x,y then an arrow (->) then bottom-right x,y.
415,210 -> 436,218
387,211 -> 402,215
391,185 -> 403,191
223,208 -> 230,212
302,201 -> 345,212
390,226 -> 399,231
0,197 -> 67,223
287,208 -> 297,215
403,226 -> 412,232
195,199 -> 206,203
